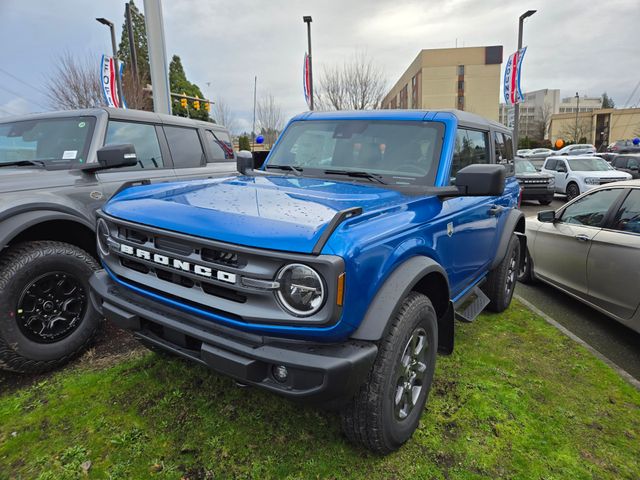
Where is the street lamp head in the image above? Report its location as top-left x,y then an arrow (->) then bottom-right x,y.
303,15 -> 312,23
520,10 -> 537,20
96,17 -> 113,27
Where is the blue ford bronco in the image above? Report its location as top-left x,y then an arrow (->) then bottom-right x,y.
89,109 -> 524,453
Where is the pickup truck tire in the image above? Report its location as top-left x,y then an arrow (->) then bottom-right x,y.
0,241 -> 100,373
483,233 -> 520,312
566,182 -> 580,201
340,292 -> 437,454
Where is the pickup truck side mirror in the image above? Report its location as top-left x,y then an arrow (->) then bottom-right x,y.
86,144 -> 138,171
236,150 -> 254,175
454,164 -> 506,196
557,164 -> 567,173
537,210 -> 556,222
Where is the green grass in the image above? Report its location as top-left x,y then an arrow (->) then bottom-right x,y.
1,300 -> 639,479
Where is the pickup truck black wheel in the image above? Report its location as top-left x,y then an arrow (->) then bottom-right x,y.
0,241 -> 100,373
566,182 -> 580,201
340,292 -> 437,454
483,234 -> 520,312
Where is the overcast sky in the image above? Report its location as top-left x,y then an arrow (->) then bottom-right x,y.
0,0 -> 638,132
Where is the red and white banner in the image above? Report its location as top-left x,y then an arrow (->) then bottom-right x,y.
303,53 -> 311,109
100,55 -> 126,108
503,47 -> 527,105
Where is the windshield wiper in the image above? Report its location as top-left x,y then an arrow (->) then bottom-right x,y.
265,164 -> 303,176
323,169 -> 387,184
0,160 -> 46,168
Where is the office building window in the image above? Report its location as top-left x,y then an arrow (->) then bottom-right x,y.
457,65 -> 464,75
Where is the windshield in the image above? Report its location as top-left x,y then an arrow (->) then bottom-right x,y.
568,157 -> 613,171
515,159 -> 537,173
265,120 -> 444,186
0,116 -> 96,167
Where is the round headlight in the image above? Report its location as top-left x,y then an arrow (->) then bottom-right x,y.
276,264 -> 325,316
96,218 -> 111,257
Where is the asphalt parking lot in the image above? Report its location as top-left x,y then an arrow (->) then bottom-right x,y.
517,196 -> 640,382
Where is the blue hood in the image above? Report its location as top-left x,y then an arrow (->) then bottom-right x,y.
104,175 -> 412,254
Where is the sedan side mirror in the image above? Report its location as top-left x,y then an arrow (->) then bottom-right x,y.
537,210 -> 556,222
236,150 -> 254,175
83,144 -> 138,172
454,164 -> 506,196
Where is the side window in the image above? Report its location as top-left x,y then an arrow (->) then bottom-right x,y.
545,158 -> 557,170
494,132 -> 506,163
205,131 -> 229,162
614,157 -> 626,168
611,190 -> 640,234
556,160 -> 567,172
629,158 -> 639,170
104,121 -> 163,169
559,189 -> 621,227
451,128 -> 489,180
502,133 -> 515,161
164,126 -> 205,168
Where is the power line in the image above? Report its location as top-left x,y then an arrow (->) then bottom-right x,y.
0,67 -> 48,97
0,84 -> 48,111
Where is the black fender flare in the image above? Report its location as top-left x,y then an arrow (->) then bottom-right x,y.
490,209 -> 526,270
0,210 -> 94,251
350,256 -> 454,354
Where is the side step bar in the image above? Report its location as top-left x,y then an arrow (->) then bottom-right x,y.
454,285 -> 490,323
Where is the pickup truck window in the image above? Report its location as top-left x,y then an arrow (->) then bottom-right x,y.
164,126 -> 205,168
0,116 -> 96,166
205,130 -> 234,162
451,128 -> 489,181
266,120 -> 443,186
105,121 -> 164,169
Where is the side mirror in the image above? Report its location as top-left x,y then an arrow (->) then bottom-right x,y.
537,210 -> 556,222
454,164 -> 506,196
83,144 -> 138,172
236,150 -> 254,175
557,164 -> 567,173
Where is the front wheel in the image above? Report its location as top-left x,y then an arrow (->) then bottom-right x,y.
340,292 -> 437,454
482,234 -> 520,312
566,183 -> 580,201
0,241 -> 101,373
539,198 -> 552,206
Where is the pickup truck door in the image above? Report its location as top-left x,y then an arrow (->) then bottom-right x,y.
586,189 -> 640,320
97,122 -> 176,200
533,188 -> 622,297
552,159 -> 569,193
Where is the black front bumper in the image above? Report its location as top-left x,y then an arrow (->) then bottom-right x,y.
89,270 -> 377,403
520,186 -> 554,201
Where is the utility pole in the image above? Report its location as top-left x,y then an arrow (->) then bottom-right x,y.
96,17 -> 124,108
125,2 -> 139,86
143,0 -> 171,114
252,75 -> 257,152
574,92 -> 580,143
512,10 -> 536,146
303,16 -> 314,110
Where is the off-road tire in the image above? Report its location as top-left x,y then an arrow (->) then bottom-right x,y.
340,292 -> 437,454
482,233 -> 520,312
0,241 -> 101,373
566,182 -> 580,201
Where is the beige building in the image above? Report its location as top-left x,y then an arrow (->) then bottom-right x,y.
381,46 -> 503,121
549,108 -> 640,150
499,89 -> 560,139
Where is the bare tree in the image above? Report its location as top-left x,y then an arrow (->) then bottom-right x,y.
536,103 -> 553,141
559,116 -> 591,144
257,93 -> 284,147
45,52 -> 105,110
213,96 -> 237,133
316,51 -> 386,111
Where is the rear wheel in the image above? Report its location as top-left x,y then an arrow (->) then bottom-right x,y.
482,234 -> 520,312
340,292 -> 437,454
566,182 -> 580,201
0,241 -> 101,373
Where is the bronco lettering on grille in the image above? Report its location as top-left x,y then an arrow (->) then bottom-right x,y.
119,244 -> 236,284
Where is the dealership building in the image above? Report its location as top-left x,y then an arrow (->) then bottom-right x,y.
381,46 -> 503,121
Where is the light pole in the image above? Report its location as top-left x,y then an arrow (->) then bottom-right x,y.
574,92 -> 580,143
96,17 -> 124,108
303,15 -> 314,110
512,9 -> 536,146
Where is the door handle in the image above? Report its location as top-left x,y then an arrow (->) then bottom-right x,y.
488,205 -> 504,216
575,234 -> 590,242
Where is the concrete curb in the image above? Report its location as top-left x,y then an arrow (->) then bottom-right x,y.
515,294 -> 640,391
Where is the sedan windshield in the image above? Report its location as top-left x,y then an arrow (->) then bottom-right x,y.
0,116 -> 96,167
568,157 -> 613,171
265,120 -> 444,186
515,159 -> 537,173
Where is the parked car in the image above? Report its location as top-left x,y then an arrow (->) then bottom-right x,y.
555,143 -> 596,156
611,154 -> 640,179
0,108 -> 236,373
608,139 -> 640,153
541,155 -> 631,201
517,148 -> 532,157
594,152 -> 619,163
89,109 -> 524,454
518,180 -> 640,334
522,148 -> 553,170
515,158 -> 555,205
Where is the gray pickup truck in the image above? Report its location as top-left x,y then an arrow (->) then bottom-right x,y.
0,108 -> 236,373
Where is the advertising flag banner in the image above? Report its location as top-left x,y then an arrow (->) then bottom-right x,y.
303,53 -> 311,109
503,47 -> 527,105
100,54 -> 126,108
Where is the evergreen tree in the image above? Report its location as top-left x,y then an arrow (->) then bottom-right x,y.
169,55 -> 209,121
601,92 -> 615,109
238,135 -> 251,151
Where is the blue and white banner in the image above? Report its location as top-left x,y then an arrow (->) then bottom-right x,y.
100,54 -> 126,108
503,47 -> 526,105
